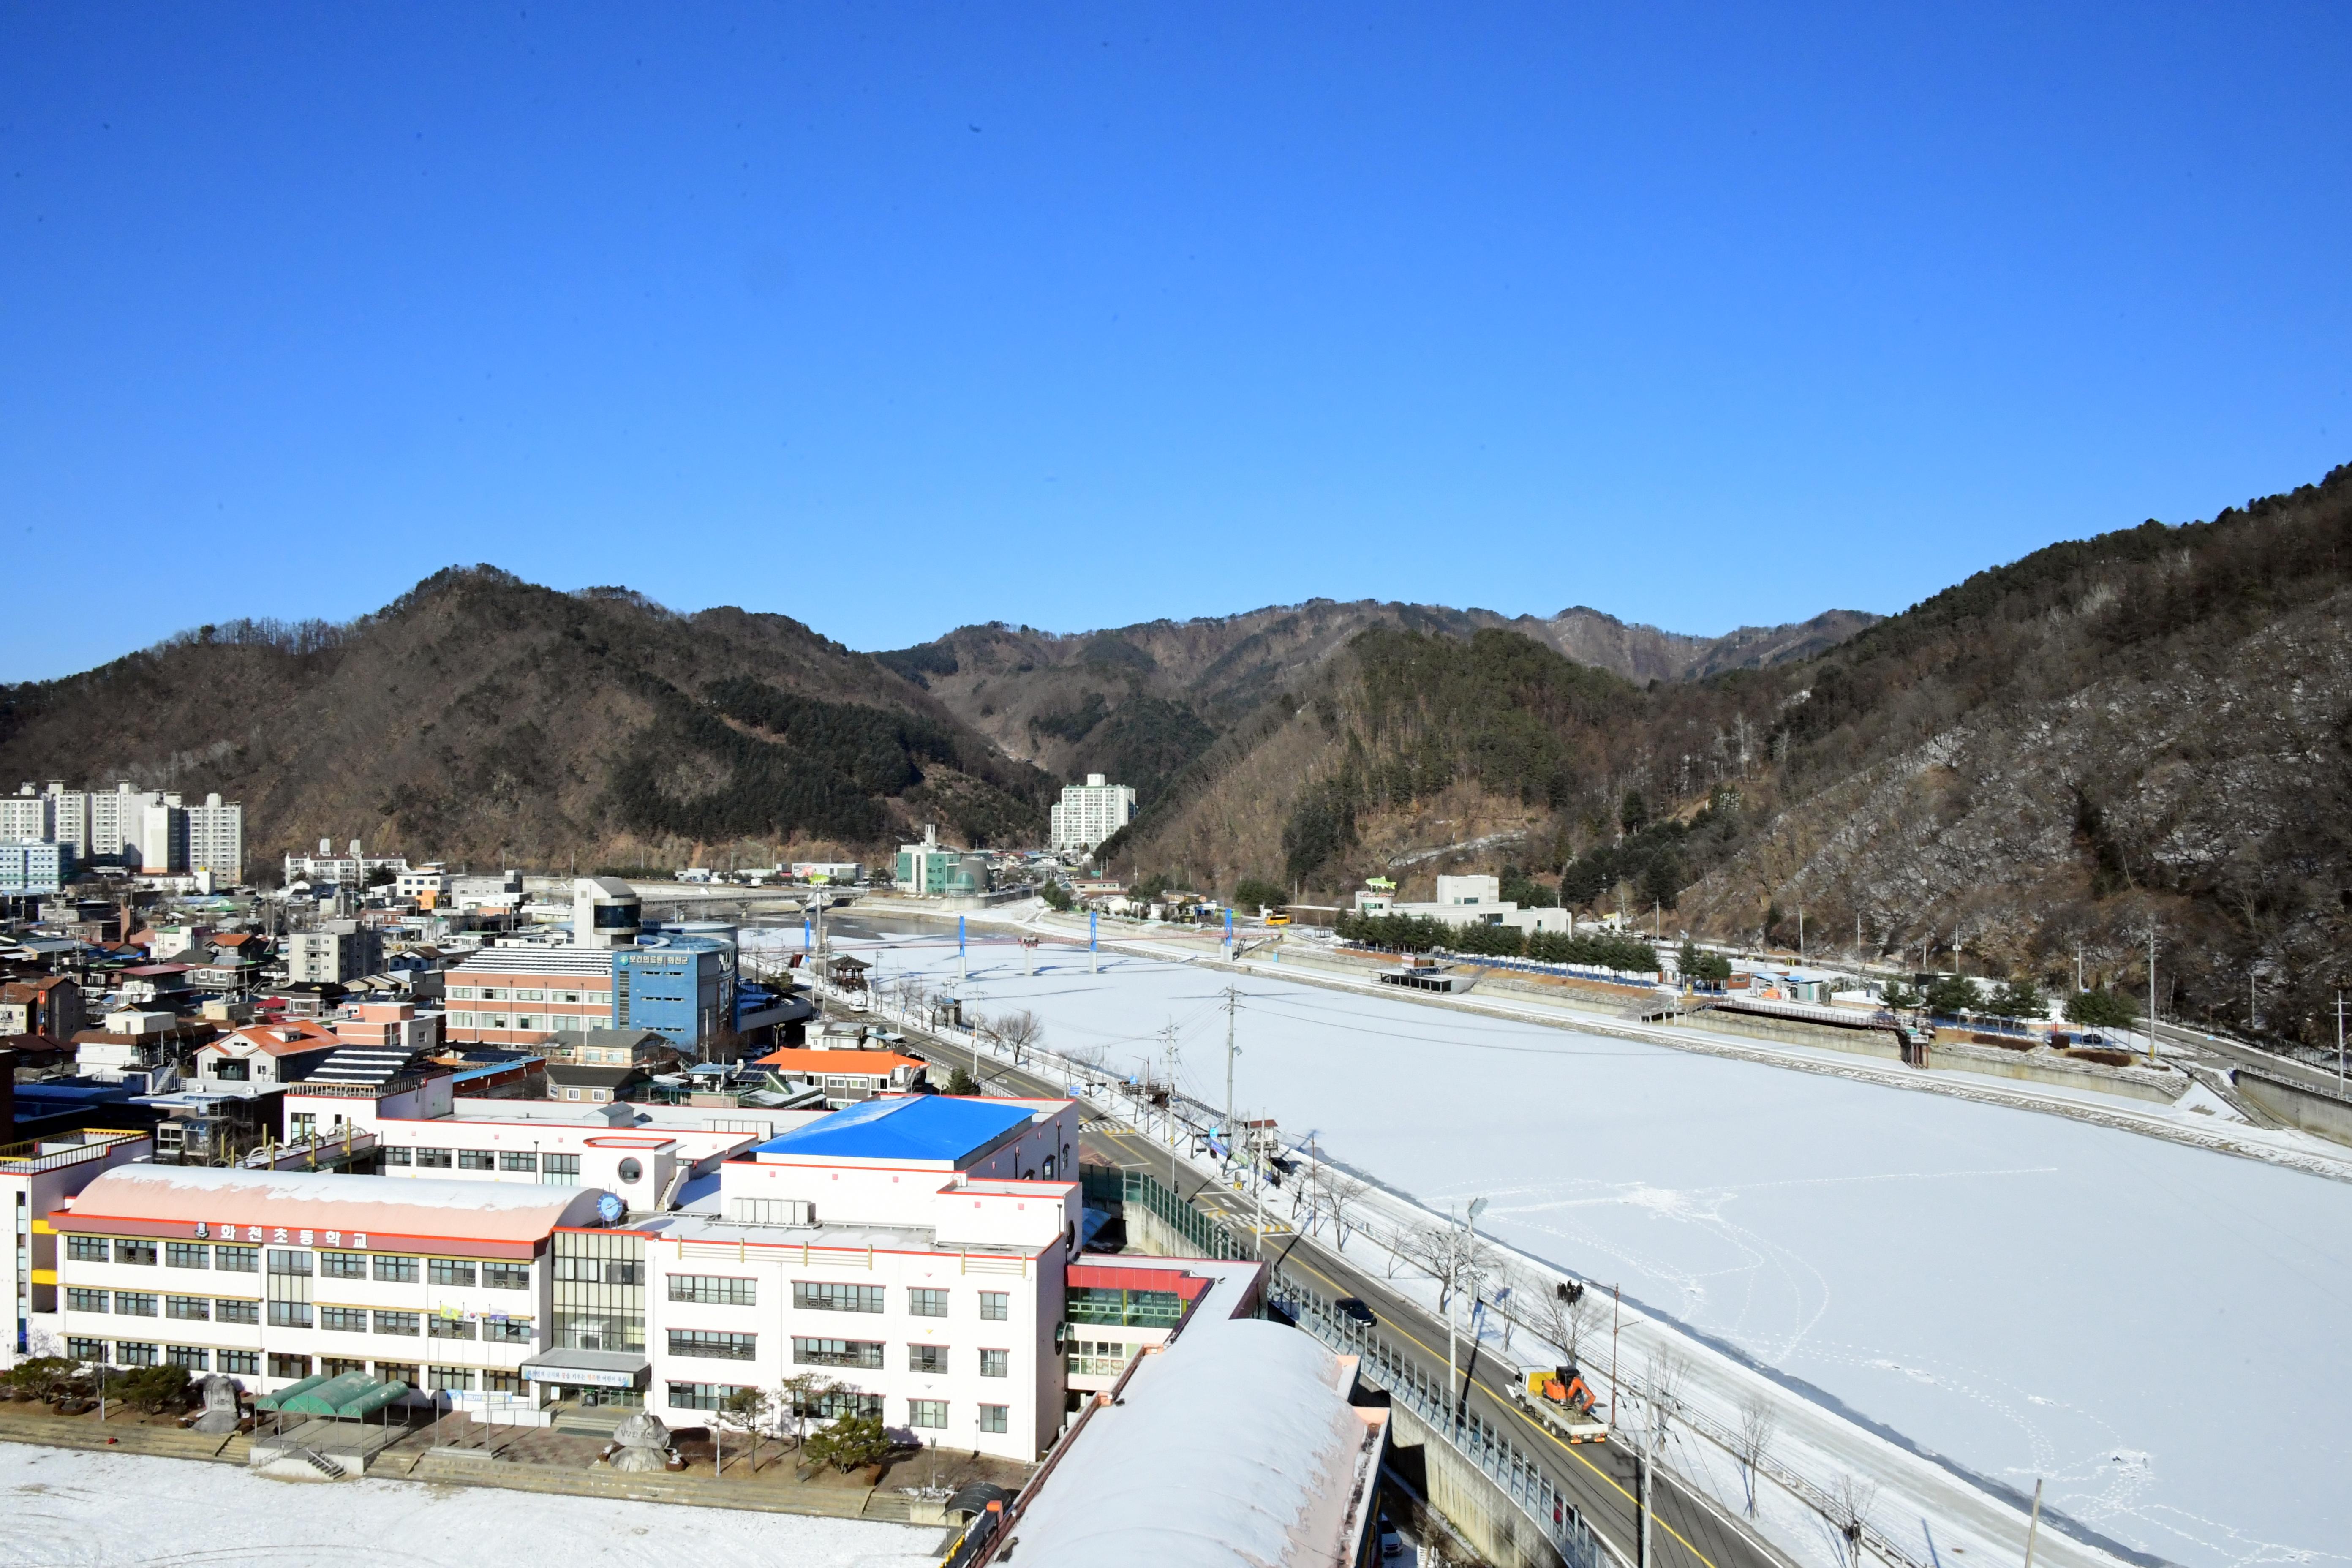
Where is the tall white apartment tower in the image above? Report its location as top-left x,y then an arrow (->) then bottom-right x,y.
1048,773 -> 1138,855
186,793 -> 244,882
0,786 -> 52,842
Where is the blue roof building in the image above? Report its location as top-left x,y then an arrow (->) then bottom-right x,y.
748,1095 -> 1040,1170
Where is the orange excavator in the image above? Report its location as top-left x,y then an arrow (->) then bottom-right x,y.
1514,1362 -> 1609,1443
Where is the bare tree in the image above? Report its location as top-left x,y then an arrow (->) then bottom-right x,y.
1734,1391 -> 1778,1518
1400,1222 -> 1456,1299
1827,1472 -> 1880,1568
1641,1345 -> 1689,1448
995,1008 -> 1043,1065
1530,1278 -> 1604,1368
1324,1171 -> 1369,1252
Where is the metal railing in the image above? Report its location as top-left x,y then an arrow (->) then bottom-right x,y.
0,1128 -> 147,1175
1274,1266 -> 1610,1568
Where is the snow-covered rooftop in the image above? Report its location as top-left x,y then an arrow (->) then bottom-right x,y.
1008,1316 -> 1383,1567
61,1165 -> 606,1246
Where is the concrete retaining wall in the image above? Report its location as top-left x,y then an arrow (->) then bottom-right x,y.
1387,1399 -> 1564,1568
2234,1070 -> 2352,1147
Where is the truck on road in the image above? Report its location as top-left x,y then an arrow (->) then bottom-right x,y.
1514,1363 -> 1608,1443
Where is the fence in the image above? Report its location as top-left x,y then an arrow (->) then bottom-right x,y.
1274,1265 -> 1610,1568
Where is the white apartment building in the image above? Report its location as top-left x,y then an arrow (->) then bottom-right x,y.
1048,774 -> 1137,855
185,794 -> 243,882
139,796 -> 188,874
283,839 -> 410,890
0,787 -> 54,843
60,782 -> 156,864
286,923 -> 385,984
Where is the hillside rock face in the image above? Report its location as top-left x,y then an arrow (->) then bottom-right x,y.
1095,464 -> 2352,1047
0,568 -> 1052,874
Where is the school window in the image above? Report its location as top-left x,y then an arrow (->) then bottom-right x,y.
373,1361 -> 419,1386
908,1288 -> 949,1318
667,1382 -> 756,1411
66,1236 -> 109,1263
980,1348 -> 1009,1378
267,1250 -> 313,1277
908,1399 -> 947,1429
908,1344 -> 948,1375
115,1342 -> 159,1367
321,1307 -> 369,1333
793,1281 -> 885,1314
414,1148 -> 453,1169
165,1296 -> 210,1322
792,1338 -> 884,1369
428,1259 -> 476,1287
65,1288 -> 109,1314
166,1346 -> 210,1372
380,1145 -> 413,1165
429,1316 -> 476,1341
498,1151 -> 537,1172
165,1242 -> 211,1269
458,1150 -> 495,1171
483,1318 -> 532,1344
374,1255 -> 420,1284
668,1275 -> 755,1307
979,1292 -> 1009,1322
428,1366 -> 475,1391
66,1337 -> 106,1361
483,1262 -> 531,1291
800,1387 -> 885,1421
216,1299 -> 260,1325
979,1404 -> 1008,1434
269,1301 -> 313,1328
214,1246 -> 259,1273
113,1293 -> 158,1317
482,1369 -> 521,1393
668,1329 -> 757,1361
218,1350 -> 260,1376
318,1251 -> 368,1280
542,1154 -> 581,1179
116,1240 -> 158,1266
374,1311 -> 422,1336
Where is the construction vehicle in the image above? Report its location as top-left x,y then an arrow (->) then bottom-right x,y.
1513,1362 -> 1608,1443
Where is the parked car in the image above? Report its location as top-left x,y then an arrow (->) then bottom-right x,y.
1337,1296 -> 1376,1326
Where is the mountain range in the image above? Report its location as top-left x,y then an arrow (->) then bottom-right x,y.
3,460 -> 2346,1046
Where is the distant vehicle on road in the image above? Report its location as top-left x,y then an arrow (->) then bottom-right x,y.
1336,1296 -> 1376,1326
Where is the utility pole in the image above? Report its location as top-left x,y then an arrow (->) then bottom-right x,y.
1798,905 -> 1804,964
2148,925 -> 2159,1067
2336,992 -> 2344,1092
1162,1027 -> 1180,1190
2077,943 -> 2083,995
1223,985 -> 1238,1173
2023,1478 -> 2044,1568
1089,909 -> 1099,975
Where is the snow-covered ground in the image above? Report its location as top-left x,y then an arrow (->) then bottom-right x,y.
0,1443 -> 945,1568
797,924 -> 2352,1568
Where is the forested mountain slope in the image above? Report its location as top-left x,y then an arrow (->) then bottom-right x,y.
1099,463 -> 2352,1047
874,600 -> 1873,806
0,568 -> 1054,873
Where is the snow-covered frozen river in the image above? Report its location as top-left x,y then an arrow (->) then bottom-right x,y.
811,926 -> 2352,1568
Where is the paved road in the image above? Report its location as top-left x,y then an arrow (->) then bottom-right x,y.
884,1023 -> 1780,1568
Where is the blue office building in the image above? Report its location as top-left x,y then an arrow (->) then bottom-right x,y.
612,934 -> 735,1052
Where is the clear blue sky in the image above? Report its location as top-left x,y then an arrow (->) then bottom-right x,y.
5,3 -> 2348,681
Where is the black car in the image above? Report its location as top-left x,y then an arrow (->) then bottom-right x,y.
1336,1296 -> 1377,1326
